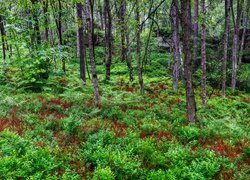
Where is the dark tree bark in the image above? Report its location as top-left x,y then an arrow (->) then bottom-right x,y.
222,0 -> 231,98
201,0 -> 207,106
180,0 -> 197,122
0,15 -> 6,64
76,3 -> 86,84
231,0 -> 243,90
43,0 -> 49,42
193,0 -> 199,66
136,0 -> 144,94
239,0 -> 250,64
104,0 -> 112,81
31,0 -> 41,44
86,0 -> 101,105
170,0 -> 181,92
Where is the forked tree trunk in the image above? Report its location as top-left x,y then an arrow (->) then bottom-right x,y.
104,0 -> 112,81
201,0 -> 207,106
86,0 -> 101,105
222,0 -> 231,98
76,3 -> 86,84
136,0 -> 144,94
170,0 -> 181,92
180,0 -> 197,122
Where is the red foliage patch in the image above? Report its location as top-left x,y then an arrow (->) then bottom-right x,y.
158,83 -> 166,90
139,132 -> 147,139
125,86 -> 134,93
157,132 -> 172,141
70,160 -> 83,175
41,110 -> 64,120
49,99 -> 71,109
109,120 -> 127,137
198,138 -> 246,159
0,108 -> 23,135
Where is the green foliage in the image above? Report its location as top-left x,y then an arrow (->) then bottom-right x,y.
0,131 -> 59,179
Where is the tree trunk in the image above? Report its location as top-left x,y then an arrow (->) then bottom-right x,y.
124,2 -> 133,84
104,0 -> 112,81
222,0 -> 231,98
201,0 -> 207,106
136,0 -> 144,94
231,0 -> 243,90
120,1 -> 126,62
76,3 -> 86,84
170,0 -> 181,92
193,0 -> 199,66
86,0 -> 101,105
239,0 -> 250,64
43,0 -> 49,42
0,15 -> 6,64
31,0 -> 41,44
180,0 -> 197,123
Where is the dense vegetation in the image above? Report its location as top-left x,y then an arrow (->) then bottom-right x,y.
0,0 -> 250,179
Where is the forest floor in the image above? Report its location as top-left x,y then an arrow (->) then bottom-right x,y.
0,51 -> 250,179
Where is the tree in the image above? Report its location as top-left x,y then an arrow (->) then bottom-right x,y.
222,0 -> 231,98
104,0 -> 112,81
201,0 -> 207,106
239,0 -> 250,64
124,2 -> 133,84
170,0 -> 181,92
180,0 -> 197,122
30,0 -> 41,44
0,15 -> 6,64
231,0 -> 243,90
86,0 -> 101,105
76,2 -> 86,84
193,0 -> 199,66
136,0 -> 144,94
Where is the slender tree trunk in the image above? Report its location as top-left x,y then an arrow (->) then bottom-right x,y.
99,6 -> 104,30
104,0 -> 112,81
76,3 -> 86,84
136,0 -> 144,94
193,0 -> 199,66
222,0 -> 231,98
170,0 -> 181,92
31,0 -> 41,44
124,2 -> 133,83
143,16 -> 154,71
180,0 -> 197,123
0,15 -> 6,64
58,0 -> 66,73
231,0 -> 243,90
43,0 -> 49,42
239,0 -> 250,64
125,20 -> 133,84
120,1 -> 126,62
201,0 -> 207,106
86,0 -> 101,105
